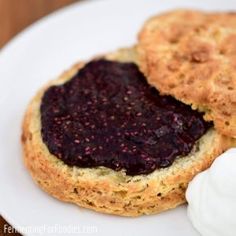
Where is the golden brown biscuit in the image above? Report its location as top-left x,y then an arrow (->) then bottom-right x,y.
138,10 -> 236,138
22,48 -> 233,216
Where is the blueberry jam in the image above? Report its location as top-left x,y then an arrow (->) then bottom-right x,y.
40,60 -> 211,176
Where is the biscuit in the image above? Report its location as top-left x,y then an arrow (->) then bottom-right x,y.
22,48 -> 233,216
138,10 -> 236,138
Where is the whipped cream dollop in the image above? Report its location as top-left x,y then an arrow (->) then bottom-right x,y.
186,148 -> 236,236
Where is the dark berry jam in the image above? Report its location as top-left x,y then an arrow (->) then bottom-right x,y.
40,60 -> 211,176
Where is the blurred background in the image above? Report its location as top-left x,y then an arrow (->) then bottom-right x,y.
0,0 -> 79,48
0,1 -> 81,234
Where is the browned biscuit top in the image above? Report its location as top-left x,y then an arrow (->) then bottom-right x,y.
138,10 -> 236,138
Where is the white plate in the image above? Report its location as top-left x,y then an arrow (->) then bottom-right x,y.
0,0 -> 235,235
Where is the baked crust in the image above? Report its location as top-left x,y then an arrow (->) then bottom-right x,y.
22,48 -> 233,216
138,10 -> 236,138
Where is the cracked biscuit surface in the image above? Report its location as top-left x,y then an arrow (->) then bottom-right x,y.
22,48 -> 234,216
138,10 -> 236,138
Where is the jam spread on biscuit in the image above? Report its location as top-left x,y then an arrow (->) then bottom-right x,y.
40,60 -> 211,175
